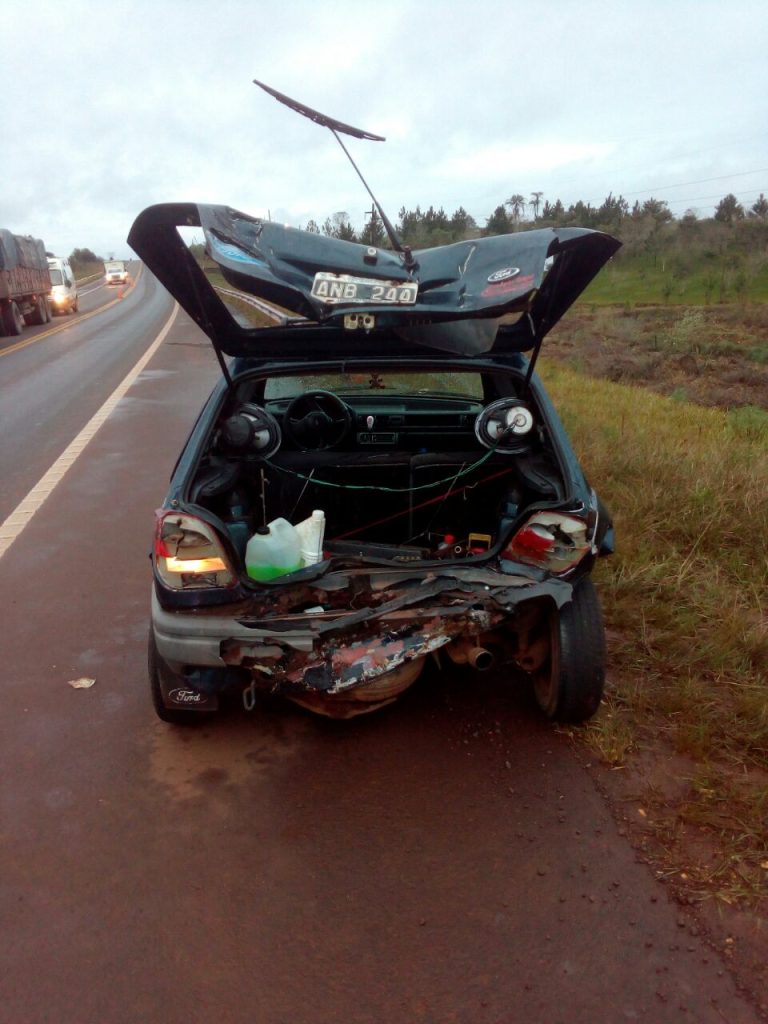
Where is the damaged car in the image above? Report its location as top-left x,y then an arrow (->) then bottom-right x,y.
128,84 -> 620,724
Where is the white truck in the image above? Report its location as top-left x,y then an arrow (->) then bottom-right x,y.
104,260 -> 129,285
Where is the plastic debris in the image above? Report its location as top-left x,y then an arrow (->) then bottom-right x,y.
68,677 -> 96,689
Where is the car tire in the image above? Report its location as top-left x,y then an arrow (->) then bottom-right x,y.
2,301 -> 24,336
533,577 -> 605,723
148,628 -> 212,725
72,299 -> 79,313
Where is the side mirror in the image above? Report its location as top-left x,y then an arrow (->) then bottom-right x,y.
64,277 -> 72,287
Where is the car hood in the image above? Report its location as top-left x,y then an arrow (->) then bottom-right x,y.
128,202 -> 620,359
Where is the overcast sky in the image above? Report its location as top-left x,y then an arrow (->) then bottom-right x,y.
3,0 -> 766,258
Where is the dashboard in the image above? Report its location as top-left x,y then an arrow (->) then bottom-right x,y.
264,392 -> 486,452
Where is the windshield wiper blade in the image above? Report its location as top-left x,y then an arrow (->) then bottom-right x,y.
253,79 -> 416,272
254,79 -> 385,141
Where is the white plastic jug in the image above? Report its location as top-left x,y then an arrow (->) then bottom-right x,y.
245,518 -> 302,581
295,509 -> 326,566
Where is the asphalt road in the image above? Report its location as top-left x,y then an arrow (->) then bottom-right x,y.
0,262 -> 163,522
0,281 -> 763,1023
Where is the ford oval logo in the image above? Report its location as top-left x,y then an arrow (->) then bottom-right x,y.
487,267 -> 520,283
169,687 -> 207,705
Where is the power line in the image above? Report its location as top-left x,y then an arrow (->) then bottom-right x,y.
664,188 -> 765,209
604,168 -> 766,199
583,168 -> 768,205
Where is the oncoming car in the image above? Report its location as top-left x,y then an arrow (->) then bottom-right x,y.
129,202 -> 620,725
47,256 -> 78,314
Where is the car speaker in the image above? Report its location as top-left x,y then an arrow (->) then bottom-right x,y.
219,404 -> 282,458
474,399 -> 534,454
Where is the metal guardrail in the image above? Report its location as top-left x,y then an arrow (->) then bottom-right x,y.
214,286 -> 285,323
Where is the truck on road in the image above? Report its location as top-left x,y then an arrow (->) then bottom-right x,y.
104,260 -> 129,286
0,229 -> 52,336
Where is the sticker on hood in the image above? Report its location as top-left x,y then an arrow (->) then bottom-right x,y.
207,234 -> 266,266
481,274 -> 535,298
487,266 -> 520,283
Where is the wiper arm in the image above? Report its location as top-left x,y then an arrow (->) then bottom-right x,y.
253,78 -> 417,273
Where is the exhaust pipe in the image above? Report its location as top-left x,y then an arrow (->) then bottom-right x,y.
445,639 -> 495,672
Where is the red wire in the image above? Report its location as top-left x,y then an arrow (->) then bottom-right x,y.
330,467 -> 513,540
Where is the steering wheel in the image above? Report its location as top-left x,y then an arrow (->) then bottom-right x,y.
283,390 -> 352,451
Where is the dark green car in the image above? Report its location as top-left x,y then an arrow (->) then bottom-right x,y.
129,200 -> 619,724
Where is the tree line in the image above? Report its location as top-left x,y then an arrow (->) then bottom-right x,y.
68,247 -> 103,273
68,188 -> 768,274
63,187 -> 768,276
310,191 -> 768,251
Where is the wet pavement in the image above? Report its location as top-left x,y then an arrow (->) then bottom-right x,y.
0,300 -> 763,1023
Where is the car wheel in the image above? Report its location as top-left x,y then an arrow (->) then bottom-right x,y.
533,577 -> 605,723
72,299 -> 79,313
148,629 -> 212,725
2,301 -> 24,336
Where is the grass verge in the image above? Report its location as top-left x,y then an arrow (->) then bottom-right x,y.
539,358 -> 768,905
73,260 -> 105,282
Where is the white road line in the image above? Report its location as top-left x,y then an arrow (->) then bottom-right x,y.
0,303 -> 179,562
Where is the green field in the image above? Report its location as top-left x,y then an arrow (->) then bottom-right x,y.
581,252 -> 768,306
573,214 -> 768,307
73,260 -> 105,283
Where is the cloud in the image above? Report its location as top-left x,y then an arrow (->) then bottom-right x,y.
439,141 -> 617,184
1,0 -> 766,253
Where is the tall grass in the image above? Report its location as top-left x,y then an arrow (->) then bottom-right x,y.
539,359 -> 768,897
73,260 -> 105,282
539,359 -> 768,759
581,253 -> 768,306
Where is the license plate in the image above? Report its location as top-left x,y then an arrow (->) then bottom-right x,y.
311,272 -> 418,305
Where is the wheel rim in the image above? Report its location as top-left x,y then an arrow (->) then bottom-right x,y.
532,608 -> 561,716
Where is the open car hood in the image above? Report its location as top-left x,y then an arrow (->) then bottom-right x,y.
128,202 -> 620,359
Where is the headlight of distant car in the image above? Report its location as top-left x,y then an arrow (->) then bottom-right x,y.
154,510 -> 237,590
